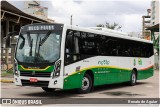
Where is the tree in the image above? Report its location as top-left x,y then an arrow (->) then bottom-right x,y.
97,22 -> 122,30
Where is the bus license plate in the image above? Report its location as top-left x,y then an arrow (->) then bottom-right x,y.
30,78 -> 38,82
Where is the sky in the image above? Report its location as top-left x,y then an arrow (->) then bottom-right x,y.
8,0 -> 152,33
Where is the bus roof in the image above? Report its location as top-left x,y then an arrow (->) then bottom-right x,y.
64,24 -> 153,44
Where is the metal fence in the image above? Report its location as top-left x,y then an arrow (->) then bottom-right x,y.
1,48 -> 13,71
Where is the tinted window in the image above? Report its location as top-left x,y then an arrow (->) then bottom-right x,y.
65,29 -> 153,65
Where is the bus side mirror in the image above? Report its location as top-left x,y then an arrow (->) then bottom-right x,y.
19,40 -> 25,49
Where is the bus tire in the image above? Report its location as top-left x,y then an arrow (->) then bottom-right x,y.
41,87 -> 55,92
129,70 -> 137,86
78,73 -> 92,94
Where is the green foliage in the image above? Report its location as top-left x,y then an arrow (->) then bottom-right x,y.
1,71 -> 13,77
97,22 -> 122,30
151,33 -> 159,55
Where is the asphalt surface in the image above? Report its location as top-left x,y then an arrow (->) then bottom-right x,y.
1,71 -> 159,105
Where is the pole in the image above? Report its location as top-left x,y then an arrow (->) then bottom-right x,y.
70,15 -> 72,25
11,25 -> 15,64
5,20 -> 9,69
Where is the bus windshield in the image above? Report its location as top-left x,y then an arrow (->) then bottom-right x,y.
16,31 -> 61,63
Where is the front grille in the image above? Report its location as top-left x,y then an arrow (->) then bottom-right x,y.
21,79 -> 49,87
20,71 -> 51,77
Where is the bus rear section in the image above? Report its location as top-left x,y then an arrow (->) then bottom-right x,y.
14,23 -> 65,90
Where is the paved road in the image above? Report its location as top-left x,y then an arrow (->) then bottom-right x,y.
1,71 -> 159,105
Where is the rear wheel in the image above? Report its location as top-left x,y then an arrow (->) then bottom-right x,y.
129,71 -> 137,86
42,87 -> 55,92
78,74 -> 92,94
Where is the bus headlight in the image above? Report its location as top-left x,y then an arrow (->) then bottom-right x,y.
14,60 -> 19,76
54,60 -> 61,77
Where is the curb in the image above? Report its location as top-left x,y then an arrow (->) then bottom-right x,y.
0,79 -> 14,83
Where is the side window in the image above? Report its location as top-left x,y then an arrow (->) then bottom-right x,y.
118,39 -> 132,57
96,35 -> 107,55
96,35 -> 118,56
147,43 -> 153,57
141,43 -> 146,57
65,30 -> 80,65
65,30 -> 153,64
110,39 -> 118,56
81,32 -> 97,55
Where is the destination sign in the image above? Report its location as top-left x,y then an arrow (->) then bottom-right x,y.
28,25 -> 54,31
21,23 -> 64,32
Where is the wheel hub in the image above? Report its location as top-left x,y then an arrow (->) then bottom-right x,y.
132,73 -> 136,83
82,77 -> 89,90
84,81 -> 87,86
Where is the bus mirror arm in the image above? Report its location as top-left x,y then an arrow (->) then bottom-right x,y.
7,31 -> 19,37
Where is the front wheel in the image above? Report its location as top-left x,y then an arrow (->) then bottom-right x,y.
77,74 -> 92,94
42,87 -> 55,92
129,71 -> 137,86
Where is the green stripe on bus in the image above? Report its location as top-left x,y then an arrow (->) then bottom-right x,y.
18,65 -> 54,72
63,66 -> 154,89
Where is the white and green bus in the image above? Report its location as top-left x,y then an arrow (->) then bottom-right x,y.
14,23 -> 154,94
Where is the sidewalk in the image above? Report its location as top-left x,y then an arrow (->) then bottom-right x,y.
0,77 -> 14,83
0,71 -> 14,83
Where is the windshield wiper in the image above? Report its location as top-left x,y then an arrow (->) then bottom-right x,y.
29,39 -> 33,56
34,31 -> 51,63
39,31 -> 51,46
27,32 -> 33,56
27,32 -> 32,47
37,37 -> 41,57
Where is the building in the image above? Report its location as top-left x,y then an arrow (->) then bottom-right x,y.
150,0 -> 159,47
1,1 -> 52,70
142,0 -> 159,40
149,0 -> 159,54
24,1 -> 48,20
23,0 -> 54,23
142,9 -> 151,40
147,0 -> 159,69
150,0 -> 159,25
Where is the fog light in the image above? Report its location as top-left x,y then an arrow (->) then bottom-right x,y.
54,80 -> 57,85
56,73 -> 59,76
15,70 -> 18,74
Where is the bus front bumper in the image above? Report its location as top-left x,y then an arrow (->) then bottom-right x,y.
14,75 -> 64,89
